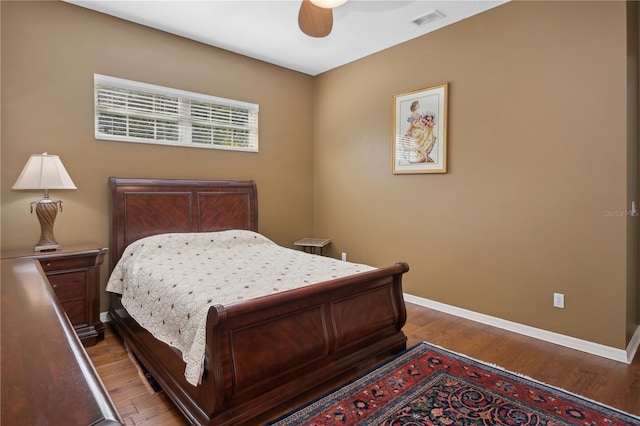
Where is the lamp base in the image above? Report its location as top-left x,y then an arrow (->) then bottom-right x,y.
32,197 -> 63,252
34,243 -> 61,252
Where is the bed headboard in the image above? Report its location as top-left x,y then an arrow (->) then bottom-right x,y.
109,178 -> 258,270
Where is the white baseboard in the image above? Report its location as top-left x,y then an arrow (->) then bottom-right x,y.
101,297 -> 640,364
404,293 -> 640,364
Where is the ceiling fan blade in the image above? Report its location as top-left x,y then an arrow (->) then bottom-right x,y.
298,0 -> 333,38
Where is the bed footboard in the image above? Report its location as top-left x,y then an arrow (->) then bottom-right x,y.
109,262 -> 409,426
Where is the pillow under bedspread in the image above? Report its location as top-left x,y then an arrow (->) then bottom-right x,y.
106,230 -> 375,386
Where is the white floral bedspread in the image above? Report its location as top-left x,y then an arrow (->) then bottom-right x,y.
106,230 -> 375,386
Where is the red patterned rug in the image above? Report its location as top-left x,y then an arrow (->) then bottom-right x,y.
268,342 -> 639,425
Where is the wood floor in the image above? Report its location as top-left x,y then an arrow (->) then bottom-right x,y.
86,302 -> 640,425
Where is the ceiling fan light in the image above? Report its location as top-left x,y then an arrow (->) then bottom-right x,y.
309,0 -> 347,9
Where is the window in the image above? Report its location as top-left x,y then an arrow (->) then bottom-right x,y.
94,74 -> 259,152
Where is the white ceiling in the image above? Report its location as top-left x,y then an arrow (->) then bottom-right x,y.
64,0 -> 508,76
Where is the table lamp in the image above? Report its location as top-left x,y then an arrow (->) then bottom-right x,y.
12,153 -> 77,252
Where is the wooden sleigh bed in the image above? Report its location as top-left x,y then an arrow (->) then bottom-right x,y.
107,177 -> 409,425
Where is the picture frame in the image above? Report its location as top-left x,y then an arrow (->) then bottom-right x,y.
392,83 -> 448,174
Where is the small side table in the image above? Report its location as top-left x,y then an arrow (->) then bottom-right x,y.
294,238 -> 331,256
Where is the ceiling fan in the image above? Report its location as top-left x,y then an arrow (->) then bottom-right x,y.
298,0 -> 348,38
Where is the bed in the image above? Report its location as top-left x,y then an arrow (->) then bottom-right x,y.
106,177 -> 410,426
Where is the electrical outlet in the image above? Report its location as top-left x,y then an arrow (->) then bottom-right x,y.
341,252 -> 347,261
553,293 -> 565,309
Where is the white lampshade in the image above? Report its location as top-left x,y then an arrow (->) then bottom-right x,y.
12,153 -> 77,190
309,0 -> 348,8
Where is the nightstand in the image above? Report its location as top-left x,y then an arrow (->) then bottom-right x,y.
1,243 -> 108,347
294,238 -> 332,256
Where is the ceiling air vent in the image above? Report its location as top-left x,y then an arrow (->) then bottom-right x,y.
410,10 -> 445,27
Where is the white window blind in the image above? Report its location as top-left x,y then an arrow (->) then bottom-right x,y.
94,74 -> 259,152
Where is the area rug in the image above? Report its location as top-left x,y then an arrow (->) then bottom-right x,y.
268,342 -> 640,426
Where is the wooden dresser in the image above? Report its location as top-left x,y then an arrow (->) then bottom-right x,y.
1,257 -> 122,425
1,243 -> 108,346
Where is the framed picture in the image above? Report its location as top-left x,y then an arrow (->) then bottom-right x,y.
392,83 -> 448,174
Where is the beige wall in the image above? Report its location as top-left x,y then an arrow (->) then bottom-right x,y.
313,1 -> 638,349
0,1 -> 315,311
1,1 -> 638,350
